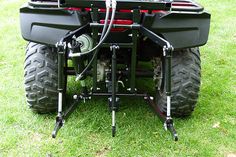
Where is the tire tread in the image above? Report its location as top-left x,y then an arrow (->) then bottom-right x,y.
24,42 -> 58,113
157,48 -> 201,117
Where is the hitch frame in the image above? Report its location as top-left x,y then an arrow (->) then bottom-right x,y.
52,7 -> 178,141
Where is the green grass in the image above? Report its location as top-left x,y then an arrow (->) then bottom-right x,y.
0,0 -> 236,156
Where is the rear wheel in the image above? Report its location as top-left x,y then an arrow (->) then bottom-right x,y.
155,48 -> 201,117
24,42 -> 62,113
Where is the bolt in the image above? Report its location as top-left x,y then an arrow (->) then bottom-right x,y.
73,95 -> 78,100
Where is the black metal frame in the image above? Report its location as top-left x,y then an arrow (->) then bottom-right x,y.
51,7 -> 179,141
29,0 -> 204,12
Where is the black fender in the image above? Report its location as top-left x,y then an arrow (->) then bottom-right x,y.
142,11 -> 211,49
20,4 -> 86,46
20,3 -> 210,49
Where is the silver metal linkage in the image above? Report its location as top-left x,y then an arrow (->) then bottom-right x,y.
112,110 -> 116,129
58,92 -> 63,114
167,96 -> 171,117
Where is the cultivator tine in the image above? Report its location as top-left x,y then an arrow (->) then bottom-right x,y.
167,121 -> 178,141
145,95 -> 178,141
52,116 -> 64,138
52,99 -> 80,138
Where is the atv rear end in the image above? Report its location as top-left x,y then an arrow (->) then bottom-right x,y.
20,0 -> 210,140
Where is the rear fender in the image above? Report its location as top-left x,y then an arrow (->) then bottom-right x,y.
142,11 -> 211,49
20,4 -> 86,45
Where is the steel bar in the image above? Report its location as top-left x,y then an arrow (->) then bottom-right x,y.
57,45 -> 65,116
101,43 -> 133,48
91,93 -> 147,97
90,23 -> 140,29
66,68 -> 153,77
52,42 -> 66,138
111,45 -> 117,137
130,9 -> 139,92
140,26 -> 169,47
164,47 -> 172,118
29,0 -> 204,12
63,0 -> 172,10
92,7 -> 99,92
63,24 -> 91,42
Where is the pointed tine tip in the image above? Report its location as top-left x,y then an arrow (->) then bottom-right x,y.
52,132 -> 57,138
174,134 -> 178,141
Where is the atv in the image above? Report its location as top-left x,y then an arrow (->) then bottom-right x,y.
20,0 -> 210,140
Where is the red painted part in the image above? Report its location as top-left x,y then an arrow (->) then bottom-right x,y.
152,10 -> 167,13
64,7 -> 169,32
140,10 -> 148,13
119,9 -> 132,13
85,8 -> 91,11
65,7 -> 81,11
119,9 -> 166,13
100,19 -> 133,24
100,19 -> 133,32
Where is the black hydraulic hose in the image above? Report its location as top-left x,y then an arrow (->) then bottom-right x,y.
75,7 -> 116,80
68,6 -> 110,53
69,7 -> 114,57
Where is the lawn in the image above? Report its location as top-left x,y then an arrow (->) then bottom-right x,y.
0,0 -> 235,156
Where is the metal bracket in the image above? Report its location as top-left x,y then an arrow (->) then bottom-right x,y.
52,24 -> 92,138
164,118 -> 178,141
52,41 -> 66,138
59,23 -> 91,44
140,27 -> 177,141
56,41 -> 66,53
51,11 -> 179,140
110,44 -> 119,137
